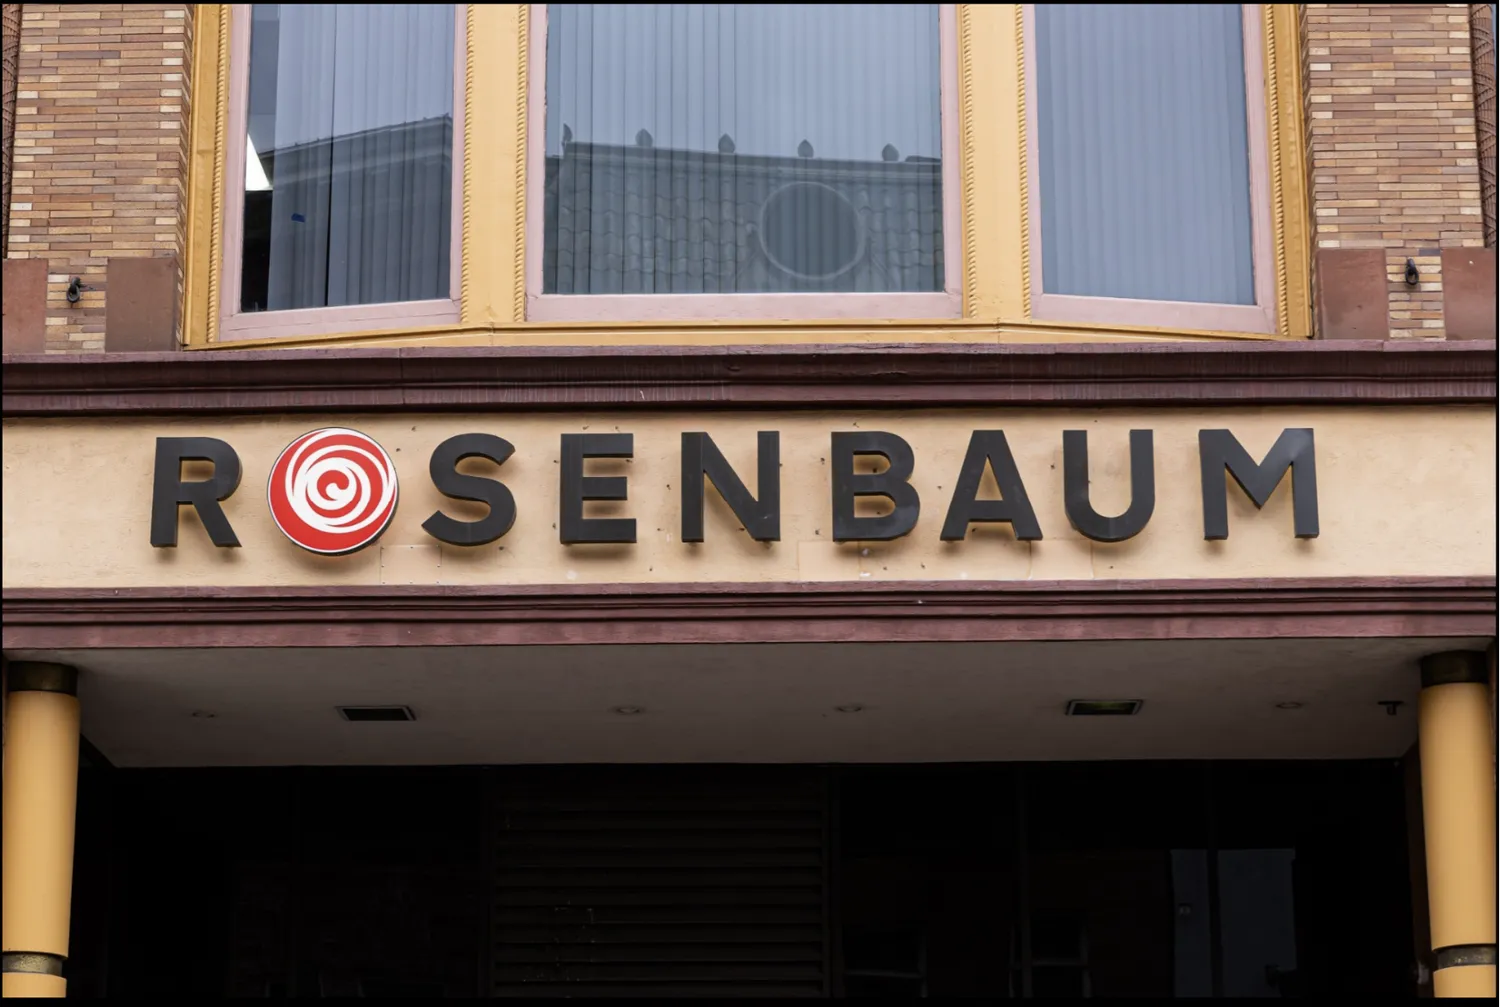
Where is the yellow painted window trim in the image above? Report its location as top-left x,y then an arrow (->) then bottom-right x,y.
181,3 -> 1311,350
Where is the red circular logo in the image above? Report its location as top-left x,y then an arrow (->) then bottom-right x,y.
267,428 -> 399,555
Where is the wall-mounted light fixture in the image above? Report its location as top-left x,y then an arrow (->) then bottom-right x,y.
1403,258 -> 1420,286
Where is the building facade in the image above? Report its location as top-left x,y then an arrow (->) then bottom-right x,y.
2,3 -> 1497,998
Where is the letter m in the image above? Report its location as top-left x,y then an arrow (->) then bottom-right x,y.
1199,428 -> 1318,540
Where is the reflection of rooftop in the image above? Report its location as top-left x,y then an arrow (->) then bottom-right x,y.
239,115 -> 455,313
552,136 -> 942,173
542,141 -> 944,295
250,115 -> 454,189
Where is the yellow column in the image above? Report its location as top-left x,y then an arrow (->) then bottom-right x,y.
1,663 -> 80,999
1418,650 -> 1498,998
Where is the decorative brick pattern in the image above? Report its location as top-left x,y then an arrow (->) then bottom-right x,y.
3,4 -> 23,256
1304,4 -> 1486,339
8,4 -> 189,353
1473,3 -> 1497,246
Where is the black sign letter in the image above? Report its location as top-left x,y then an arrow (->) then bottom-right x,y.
681,432 -> 780,542
560,433 -> 636,544
1199,428 -> 1319,540
1063,430 -> 1155,543
940,431 -> 1042,541
831,432 -> 920,541
422,434 -> 518,546
150,437 -> 242,547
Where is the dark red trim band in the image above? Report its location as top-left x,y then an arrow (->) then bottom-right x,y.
3,340 -> 1495,416
4,578 -> 1493,649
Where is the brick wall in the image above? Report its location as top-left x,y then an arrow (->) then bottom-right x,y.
3,4 -> 22,255
1305,3 -> 1485,339
8,4 -> 189,353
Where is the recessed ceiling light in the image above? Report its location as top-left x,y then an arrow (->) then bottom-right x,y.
1065,699 -> 1143,717
1274,701 -> 1305,710
611,705 -> 644,715
835,704 -> 865,713
338,705 -> 415,722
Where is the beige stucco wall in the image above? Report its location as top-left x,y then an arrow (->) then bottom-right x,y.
2,407 -> 1494,589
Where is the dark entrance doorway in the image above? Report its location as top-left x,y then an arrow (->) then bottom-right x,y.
71,760 -> 1414,998
834,761 -> 1414,998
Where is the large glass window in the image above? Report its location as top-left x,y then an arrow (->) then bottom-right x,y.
237,4 -> 457,316
1028,4 -> 1273,332
537,3 -> 950,309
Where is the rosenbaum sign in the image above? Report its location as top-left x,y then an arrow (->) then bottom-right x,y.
149,426 -> 1319,556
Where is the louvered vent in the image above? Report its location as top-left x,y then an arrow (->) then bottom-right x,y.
488,767 -> 828,998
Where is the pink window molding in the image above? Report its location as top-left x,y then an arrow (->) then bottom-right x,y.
1023,4 -> 1277,335
523,3 -> 964,324
217,4 -> 465,342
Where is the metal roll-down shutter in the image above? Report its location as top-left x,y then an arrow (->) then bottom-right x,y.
488,766 -> 829,998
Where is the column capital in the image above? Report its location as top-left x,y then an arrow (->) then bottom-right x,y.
1420,651 -> 1490,689
5,662 -> 77,696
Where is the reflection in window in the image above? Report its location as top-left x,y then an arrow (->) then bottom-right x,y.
240,4 -> 454,313
542,4 -> 944,296
1035,4 -> 1255,305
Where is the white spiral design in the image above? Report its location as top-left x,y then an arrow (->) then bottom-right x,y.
269,428 -> 398,553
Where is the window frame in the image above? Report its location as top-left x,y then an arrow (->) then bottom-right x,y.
217,3 -> 467,342
522,2 -> 964,323
181,5 -> 1312,348
1023,3 -> 1277,335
